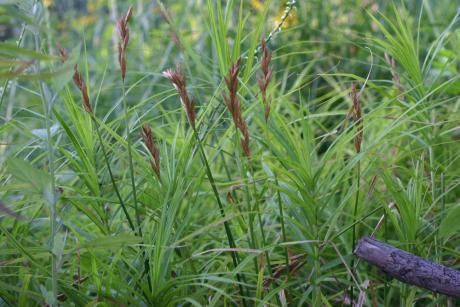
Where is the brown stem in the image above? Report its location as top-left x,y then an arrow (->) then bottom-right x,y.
354,236 -> 460,298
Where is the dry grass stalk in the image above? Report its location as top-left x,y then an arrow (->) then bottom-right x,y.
258,39 -> 273,121
263,253 -> 307,288
351,82 -> 363,153
141,124 -> 160,179
224,58 -> 250,157
72,64 -> 92,114
162,65 -> 196,128
116,6 -> 133,81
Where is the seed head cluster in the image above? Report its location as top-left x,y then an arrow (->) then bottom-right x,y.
141,124 -> 161,179
72,65 -> 92,114
351,83 -> 363,153
162,65 -> 196,129
224,58 -> 250,157
258,39 -> 273,121
117,7 -> 133,81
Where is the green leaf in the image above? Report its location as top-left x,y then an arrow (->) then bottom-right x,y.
6,157 -> 51,194
39,284 -> 56,306
439,205 -> 460,239
82,234 -> 141,251
0,64 -> 74,81
52,232 -> 67,268
0,42 -> 59,61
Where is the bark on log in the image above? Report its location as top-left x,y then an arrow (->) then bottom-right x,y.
354,236 -> 460,298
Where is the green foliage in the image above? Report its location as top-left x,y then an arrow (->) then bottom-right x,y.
0,0 -> 459,306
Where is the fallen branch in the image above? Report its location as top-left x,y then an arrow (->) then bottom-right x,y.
354,236 -> 460,298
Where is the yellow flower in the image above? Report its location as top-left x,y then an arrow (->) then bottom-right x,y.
251,0 -> 265,12
43,0 -> 54,8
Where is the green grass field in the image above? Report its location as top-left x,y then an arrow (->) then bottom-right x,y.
0,0 -> 459,305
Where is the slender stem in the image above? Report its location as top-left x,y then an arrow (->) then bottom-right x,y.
239,150 -> 258,275
248,160 -> 272,275
254,0 -> 297,56
275,174 -> 289,277
121,83 -> 142,235
350,161 -> 361,302
234,128 -> 256,252
191,125 -> 248,306
93,117 -> 136,232
33,21 -> 58,304
120,81 -> 153,294
39,82 -> 58,306
93,114 -> 153,294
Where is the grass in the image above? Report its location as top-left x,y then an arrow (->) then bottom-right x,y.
0,0 -> 459,305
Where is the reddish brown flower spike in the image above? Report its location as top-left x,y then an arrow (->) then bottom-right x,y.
351,83 -> 363,153
141,124 -> 160,179
117,6 -> 133,81
258,39 -> 273,122
72,65 -> 92,114
162,65 -> 196,128
223,58 -> 251,157
223,58 -> 242,126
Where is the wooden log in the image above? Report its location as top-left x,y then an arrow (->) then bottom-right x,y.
354,236 -> 460,298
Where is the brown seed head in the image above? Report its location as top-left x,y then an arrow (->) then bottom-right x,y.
257,39 -> 273,121
351,82 -> 363,153
72,65 -> 92,114
223,58 -> 251,157
162,65 -> 196,128
223,59 -> 242,127
116,6 -> 133,81
141,124 -> 160,179
239,119 -> 250,157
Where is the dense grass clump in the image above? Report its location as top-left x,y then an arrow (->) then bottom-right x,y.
0,0 -> 459,305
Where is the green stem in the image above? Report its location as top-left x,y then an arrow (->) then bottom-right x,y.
191,125 -> 248,307
34,28 -> 58,305
121,80 -> 153,292
234,128 -> 256,251
120,81 -> 153,293
350,161 -> 361,303
121,83 -> 142,235
93,117 -> 136,232
93,113 -> 153,294
275,174 -> 289,278
248,160 -> 272,275
39,82 -> 58,306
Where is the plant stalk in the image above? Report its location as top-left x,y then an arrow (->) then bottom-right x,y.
191,125 -> 248,306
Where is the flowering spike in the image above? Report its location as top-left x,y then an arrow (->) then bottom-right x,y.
351,83 -> 363,153
223,58 -> 251,157
72,65 -> 92,114
162,65 -> 196,128
258,38 -> 273,121
116,6 -> 133,81
141,124 -> 160,179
